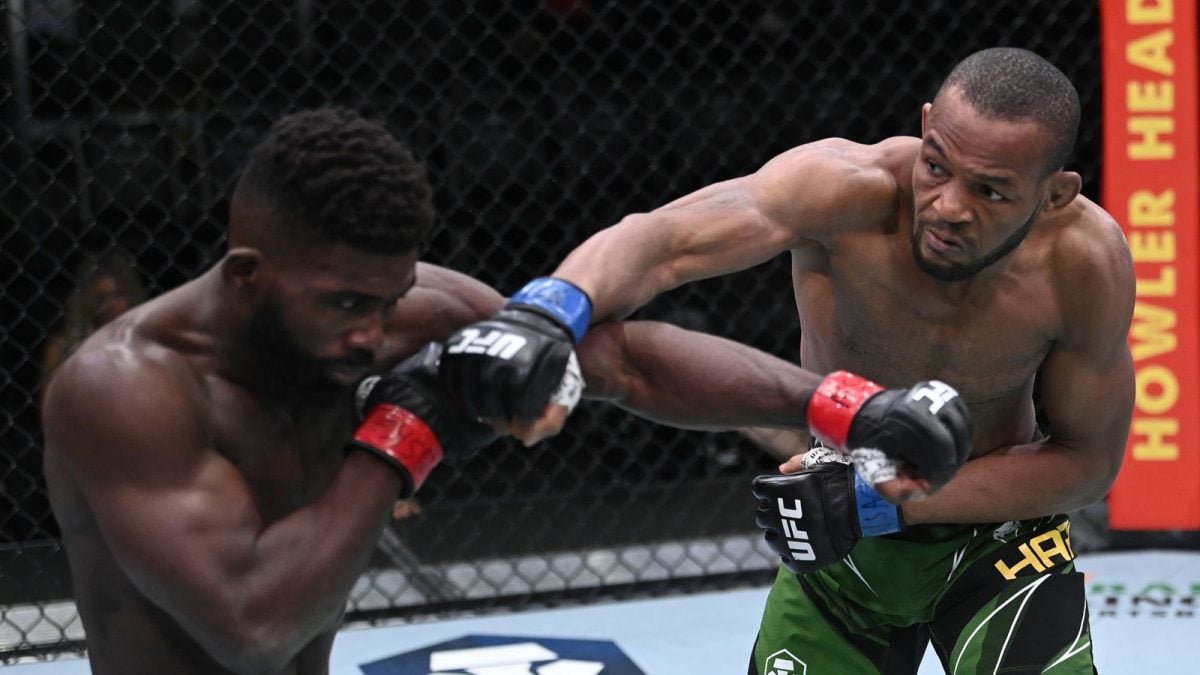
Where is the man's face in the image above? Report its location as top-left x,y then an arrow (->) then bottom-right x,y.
911,89 -> 1054,282
248,243 -> 419,387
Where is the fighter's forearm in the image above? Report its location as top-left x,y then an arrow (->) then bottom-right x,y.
579,321 -> 818,430
900,441 -> 1118,525
554,214 -> 681,322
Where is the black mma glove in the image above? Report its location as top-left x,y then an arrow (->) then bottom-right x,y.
350,343 -> 499,497
807,371 -> 972,488
753,449 -> 903,575
439,277 -> 591,421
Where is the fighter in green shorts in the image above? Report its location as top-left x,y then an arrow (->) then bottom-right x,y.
753,449 -> 1095,674
434,47 -> 1133,675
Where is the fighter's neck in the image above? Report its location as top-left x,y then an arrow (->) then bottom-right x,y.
181,271 -> 348,409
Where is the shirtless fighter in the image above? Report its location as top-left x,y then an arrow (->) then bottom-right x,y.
40,107 -> 967,674
439,48 -> 1136,673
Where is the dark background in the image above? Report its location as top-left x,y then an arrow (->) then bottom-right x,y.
4,0 -> 1158,658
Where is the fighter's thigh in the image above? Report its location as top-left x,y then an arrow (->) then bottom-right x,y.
749,571 -> 883,675
929,570 -> 1095,674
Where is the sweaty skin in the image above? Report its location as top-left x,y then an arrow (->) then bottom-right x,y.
43,257 -> 821,674
550,88 -> 1136,524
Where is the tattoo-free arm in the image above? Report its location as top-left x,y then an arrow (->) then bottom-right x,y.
385,263 -> 506,351
553,144 -> 898,322
578,321 -> 822,430
43,349 -> 403,674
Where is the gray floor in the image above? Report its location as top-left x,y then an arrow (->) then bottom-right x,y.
2,549 -> 1196,673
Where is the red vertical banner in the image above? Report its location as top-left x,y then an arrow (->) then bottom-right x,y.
1102,0 -> 1200,529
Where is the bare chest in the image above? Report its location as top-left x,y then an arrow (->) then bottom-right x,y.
794,244 -> 1058,404
208,386 -> 354,523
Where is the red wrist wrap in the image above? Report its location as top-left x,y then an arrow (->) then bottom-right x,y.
353,404 -> 444,491
807,370 -> 885,449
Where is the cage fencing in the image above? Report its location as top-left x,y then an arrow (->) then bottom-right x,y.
0,0 -> 1103,659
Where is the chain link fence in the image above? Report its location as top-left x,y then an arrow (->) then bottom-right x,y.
0,0 -> 1103,660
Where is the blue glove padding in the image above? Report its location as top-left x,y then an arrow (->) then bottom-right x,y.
508,277 -> 592,343
439,277 -> 592,421
853,470 -> 902,536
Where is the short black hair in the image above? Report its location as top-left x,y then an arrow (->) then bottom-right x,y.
234,107 -> 434,254
937,48 -> 1081,174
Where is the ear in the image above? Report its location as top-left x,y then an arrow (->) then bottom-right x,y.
220,247 -> 262,289
1044,171 -> 1082,212
921,102 -> 932,137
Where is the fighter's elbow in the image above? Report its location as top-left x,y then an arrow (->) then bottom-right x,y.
577,323 -> 641,405
206,626 -> 294,675
186,597 -> 302,674
1071,443 -> 1124,509
222,649 -> 284,675
1094,446 -> 1125,499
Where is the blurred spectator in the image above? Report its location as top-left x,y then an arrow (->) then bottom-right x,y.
392,497 -> 423,521
40,248 -> 147,396
3,250 -> 143,542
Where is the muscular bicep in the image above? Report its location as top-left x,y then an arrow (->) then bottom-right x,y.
556,143 -> 900,320
1040,258 -> 1135,486
43,350 -> 262,628
1038,338 -> 1133,471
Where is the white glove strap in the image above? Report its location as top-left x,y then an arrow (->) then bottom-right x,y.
803,446 -> 901,486
849,448 -> 901,485
800,446 -> 852,469
549,351 -> 584,413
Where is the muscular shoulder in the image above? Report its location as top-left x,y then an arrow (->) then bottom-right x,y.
753,136 -> 916,238
44,327 -> 206,461
1047,197 -> 1135,346
381,263 -> 504,358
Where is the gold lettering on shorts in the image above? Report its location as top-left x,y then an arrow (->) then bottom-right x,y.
994,522 -> 1077,581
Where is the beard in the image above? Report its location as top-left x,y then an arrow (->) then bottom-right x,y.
911,209 -> 1037,282
245,296 -> 357,395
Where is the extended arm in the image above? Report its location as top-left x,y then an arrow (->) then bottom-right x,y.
576,319 -> 971,501
43,350 -> 403,674
579,321 -> 821,429
439,144 -> 901,423
554,145 -> 897,322
582,321 -> 815,460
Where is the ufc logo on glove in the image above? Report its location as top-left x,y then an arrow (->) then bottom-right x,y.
446,328 -> 528,359
775,499 -> 817,562
909,381 -> 959,414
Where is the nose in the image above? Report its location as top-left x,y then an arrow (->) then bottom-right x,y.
932,181 -> 972,225
344,313 -> 385,351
